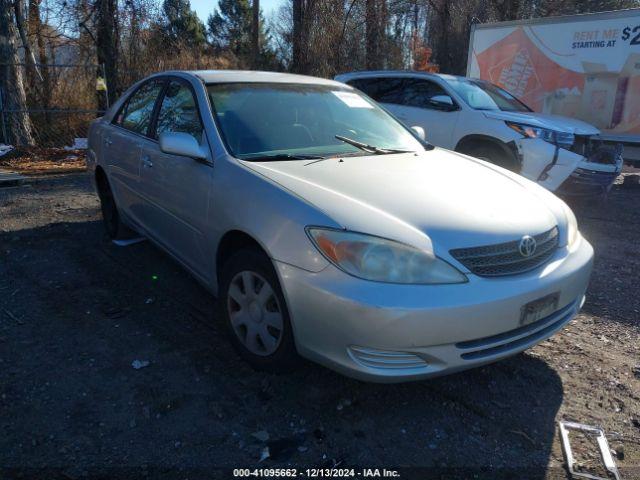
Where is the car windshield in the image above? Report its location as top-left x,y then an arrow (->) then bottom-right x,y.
206,83 -> 424,160
443,77 -> 532,112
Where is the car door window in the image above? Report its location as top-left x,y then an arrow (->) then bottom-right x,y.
115,80 -> 164,135
154,80 -> 203,143
348,77 -> 407,105
402,79 -> 451,110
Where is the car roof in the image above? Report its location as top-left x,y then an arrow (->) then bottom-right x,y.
156,70 -> 351,88
334,70 -> 469,83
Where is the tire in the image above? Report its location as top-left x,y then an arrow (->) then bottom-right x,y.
219,248 -> 298,372
458,141 -> 517,172
96,174 -> 130,240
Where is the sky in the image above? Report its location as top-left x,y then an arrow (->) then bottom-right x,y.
190,0 -> 286,23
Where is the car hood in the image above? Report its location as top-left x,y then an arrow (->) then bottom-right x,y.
243,149 -> 562,256
483,110 -> 600,135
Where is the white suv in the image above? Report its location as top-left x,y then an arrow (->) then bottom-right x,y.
335,71 -> 623,196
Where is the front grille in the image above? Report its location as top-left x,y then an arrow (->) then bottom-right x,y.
570,134 -> 597,157
450,227 -> 559,277
571,135 -> 622,167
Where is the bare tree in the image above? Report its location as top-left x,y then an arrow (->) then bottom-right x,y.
252,0 -> 260,68
291,0 -> 304,72
14,0 -> 41,85
0,0 -> 34,145
95,0 -> 119,106
365,0 -> 379,69
28,0 -> 51,111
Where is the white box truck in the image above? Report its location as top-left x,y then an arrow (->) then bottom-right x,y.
467,8 -> 640,164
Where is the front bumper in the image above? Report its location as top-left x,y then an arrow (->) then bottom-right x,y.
276,237 -> 593,382
557,159 -> 623,197
517,137 -> 622,195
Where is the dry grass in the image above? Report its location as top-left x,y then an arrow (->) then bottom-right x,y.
0,147 -> 87,174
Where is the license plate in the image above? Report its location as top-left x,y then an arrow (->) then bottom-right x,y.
520,293 -> 559,326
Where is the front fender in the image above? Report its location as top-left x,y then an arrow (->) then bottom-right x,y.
517,139 -> 582,191
209,157 -> 333,285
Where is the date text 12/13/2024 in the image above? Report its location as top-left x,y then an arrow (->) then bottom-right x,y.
233,468 -> 401,478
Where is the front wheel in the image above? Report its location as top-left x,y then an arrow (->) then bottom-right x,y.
219,248 -> 298,372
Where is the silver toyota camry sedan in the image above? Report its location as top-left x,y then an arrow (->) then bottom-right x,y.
87,70 -> 594,382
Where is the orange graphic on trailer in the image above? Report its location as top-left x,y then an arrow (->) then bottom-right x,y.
490,47 -> 541,100
475,27 -> 583,112
474,27 -> 640,134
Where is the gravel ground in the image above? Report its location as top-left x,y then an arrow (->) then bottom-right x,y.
0,172 -> 639,479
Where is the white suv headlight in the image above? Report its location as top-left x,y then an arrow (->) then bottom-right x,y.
506,121 -> 574,150
560,201 -> 579,247
306,228 -> 467,284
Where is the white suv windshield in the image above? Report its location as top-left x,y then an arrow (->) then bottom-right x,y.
207,83 -> 424,160
444,78 -> 532,113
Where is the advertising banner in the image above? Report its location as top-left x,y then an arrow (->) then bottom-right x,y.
468,10 -> 640,140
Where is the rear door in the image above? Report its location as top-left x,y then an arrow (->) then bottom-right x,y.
347,76 -> 460,149
138,78 -> 213,276
104,79 -> 165,225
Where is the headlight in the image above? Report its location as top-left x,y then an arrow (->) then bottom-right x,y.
560,201 -> 579,247
306,228 -> 467,284
506,122 -> 574,149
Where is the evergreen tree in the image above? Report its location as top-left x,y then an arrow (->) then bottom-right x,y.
207,0 -> 277,68
163,0 -> 206,48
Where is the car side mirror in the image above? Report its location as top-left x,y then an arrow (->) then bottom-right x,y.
430,95 -> 456,111
411,126 -> 426,141
159,131 -> 208,160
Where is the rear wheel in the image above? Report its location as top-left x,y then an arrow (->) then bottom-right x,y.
96,173 -> 130,240
457,141 -> 518,172
219,248 -> 297,372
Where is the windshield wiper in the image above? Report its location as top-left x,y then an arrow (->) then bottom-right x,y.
335,135 -> 414,155
241,153 -> 327,161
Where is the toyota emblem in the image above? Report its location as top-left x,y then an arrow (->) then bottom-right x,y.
519,235 -> 537,257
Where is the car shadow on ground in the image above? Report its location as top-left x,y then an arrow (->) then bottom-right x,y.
0,220 -> 566,479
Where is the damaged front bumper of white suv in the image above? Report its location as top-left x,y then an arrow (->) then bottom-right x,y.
516,135 -> 623,197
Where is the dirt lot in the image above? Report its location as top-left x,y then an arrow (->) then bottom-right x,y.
1,172 -> 639,479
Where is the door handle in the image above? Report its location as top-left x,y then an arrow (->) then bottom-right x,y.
142,155 -> 153,168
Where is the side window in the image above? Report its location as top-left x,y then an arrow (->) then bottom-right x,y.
348,78 -> 406,105
403,80 -> 451,110
374,78 -> 408,104
155,80 -> 203,143
115,80 -> 164,135
347,78 -> 377,96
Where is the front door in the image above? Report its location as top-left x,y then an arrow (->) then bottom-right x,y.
138,79 -> 212,277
